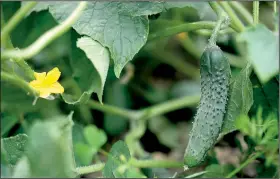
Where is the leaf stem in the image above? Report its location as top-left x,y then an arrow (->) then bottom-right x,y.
1,2 -> 37,47
1,1 -> 87,60
253,1 -> 260,25
176,33 -> 246,68
194,28 -> 235,36
148,21 -> 233,41
137,95 -> 200,120
218,2 -> 246,32
86,100 -> 136,119
209,2 -> 223,17
75,159 -> 183,175
1,71 -> 38,97
129,158 -> 183,168
228,1 -> 253,25
87,95 -> 200,121
226,152 -> 263,178
76,163 -> 105,176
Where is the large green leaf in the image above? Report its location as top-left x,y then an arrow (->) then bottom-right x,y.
1,113 -> 18,137
1,140 -> 12,178
250,74 -> 279,117
203,164 -> 235,178
237,24 -> 279,84
27,2 -> 209,77
1,134 -> 28,168
23,113 -> 76,177
222,65 -> 254,134
1,81 -> 62,117
62,34 -> 110,104
102,140 -> 131,178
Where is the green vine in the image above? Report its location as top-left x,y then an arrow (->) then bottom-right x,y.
1,2 -> 87,60
253,1 -> 260,25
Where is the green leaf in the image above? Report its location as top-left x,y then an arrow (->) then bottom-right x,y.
237,24 -> 279,84
72,123 -> 89,166
11,156 -> 31,178
24,112 -> 76,177
84,125 -> 107,149
1,113 -> 18,137
28,2 -> 209,77
72,123 -> 107,166
74,143 -> 96,166
235,114 -> 251,135
250,74 -> 278,117
62,32 -> 110,104
1,134 -> 28,167
222,65 -> 254,134
203,164 -> 235,178
1,164 -> 12,178
164,2 -> 211,19
1,140 -> 12,178
1,81 -> 62,116
1,82 -> 35,113
126,167 -> 147,178
102,140 -> 131,178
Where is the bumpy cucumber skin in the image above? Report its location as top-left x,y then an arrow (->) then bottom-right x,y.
184,45 -> 231,168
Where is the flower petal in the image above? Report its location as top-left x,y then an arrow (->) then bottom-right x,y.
29,80 -> 43,88
39,90 -> 51,98
34,72 -> 46,81
48,82 -> 64,94
45,67 -> 61,84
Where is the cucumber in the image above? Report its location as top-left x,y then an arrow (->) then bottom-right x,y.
184,44 -> 231,168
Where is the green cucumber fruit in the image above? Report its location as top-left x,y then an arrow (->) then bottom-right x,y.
184,44 -> 231,168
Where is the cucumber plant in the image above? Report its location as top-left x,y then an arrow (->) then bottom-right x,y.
184,12 -> 231,168
1,1 -> 278,178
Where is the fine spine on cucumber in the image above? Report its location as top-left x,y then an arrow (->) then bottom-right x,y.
184,44 -> 231,168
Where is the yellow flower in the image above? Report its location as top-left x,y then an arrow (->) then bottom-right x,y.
29,67 -> 64,98
176,32 -> 188,40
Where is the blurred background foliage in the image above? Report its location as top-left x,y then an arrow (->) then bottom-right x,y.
1,1 -> 279,178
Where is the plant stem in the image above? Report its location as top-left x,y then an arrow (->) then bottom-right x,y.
185,171 -> 208,178
76,163 -> 105,176
1,2 -> 37,47
138,95 -> 200,120
129,158 -> 183,168
208,12 -> 229,46
194,28 -> 235,37
228,1 -> 253,25
1,1 -> 87,60
1,9 -> 35,80
87,95 -> 200,121
86,100 -> 136,119
226,152 -> 263,178
148,21 -> 231,41
209,2 -> 239,32
209,2 -> 224,17
219,2 -> 245,32
274,1 -> 277,13
176,33 -> 246,68
1,71 -> 38,97
75,158 -> 184,175
253,1 -> 260,25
